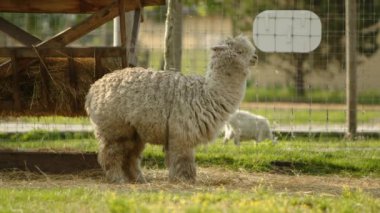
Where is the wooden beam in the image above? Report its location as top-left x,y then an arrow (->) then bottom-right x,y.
0,0 -> 166,14
0,1 -> 121,75
0,150 -> 100,174
38,1 -> 120,48
0,17 -> 42,75
0,47 -> 126,58
0,16 -> 41,45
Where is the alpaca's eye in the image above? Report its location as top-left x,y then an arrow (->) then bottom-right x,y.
236,50 -> 243,54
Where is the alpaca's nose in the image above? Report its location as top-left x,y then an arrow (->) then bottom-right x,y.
250,55 -> 258,66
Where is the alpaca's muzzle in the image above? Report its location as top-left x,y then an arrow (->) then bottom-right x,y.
250,55 -> 258,66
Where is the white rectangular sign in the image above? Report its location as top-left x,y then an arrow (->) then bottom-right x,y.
253,10 -> 322,53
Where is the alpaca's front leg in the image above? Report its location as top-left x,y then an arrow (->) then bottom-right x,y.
167,146 -> 196,183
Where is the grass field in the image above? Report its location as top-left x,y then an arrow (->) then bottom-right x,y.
1,132 -> 379,212
1,133 -> 379,177
1,185 -> 378,213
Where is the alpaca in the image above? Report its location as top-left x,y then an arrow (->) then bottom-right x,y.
85,35 -> 258,183
223,110 -> 274,145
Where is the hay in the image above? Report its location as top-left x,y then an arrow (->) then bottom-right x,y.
1,167 -> 379,197
0,57 -> 120,116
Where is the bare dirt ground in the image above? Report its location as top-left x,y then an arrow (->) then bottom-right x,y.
1,167 -> 379,197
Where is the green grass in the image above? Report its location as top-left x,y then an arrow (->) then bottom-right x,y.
4,116 -> 91,125
0,138 -> 96,152
0,130 -> 93,142
247,108 -> 380,124
0,186 -> 378,213
244,86 -> 380,105
1,132 -> 379,177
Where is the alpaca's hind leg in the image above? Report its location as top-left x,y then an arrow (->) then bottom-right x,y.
167,146 -> 196,183
122,141 -> 146,183
98,139 -> 127,183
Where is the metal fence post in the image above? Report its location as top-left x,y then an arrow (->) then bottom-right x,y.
345,0 -> 357,139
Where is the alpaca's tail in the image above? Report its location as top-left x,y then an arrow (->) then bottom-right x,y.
84,89 -> 93,116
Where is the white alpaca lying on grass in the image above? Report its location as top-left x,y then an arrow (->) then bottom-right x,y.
223,110 -> 275,145
85,35 -> 258,183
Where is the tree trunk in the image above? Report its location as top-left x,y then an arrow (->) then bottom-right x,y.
164,0 -> 182,72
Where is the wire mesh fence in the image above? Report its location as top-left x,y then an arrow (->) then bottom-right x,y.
0,0 -> 379,142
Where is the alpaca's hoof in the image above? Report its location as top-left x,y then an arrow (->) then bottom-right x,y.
131,175 -> 147,184
105,170 -> 127,184
106,176 -> 127,184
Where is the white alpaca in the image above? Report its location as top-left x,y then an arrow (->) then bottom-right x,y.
85,35 -> 258,183
223,110 -> 274,145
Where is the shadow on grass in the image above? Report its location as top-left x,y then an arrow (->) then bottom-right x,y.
268,160 -> 362,176
142,154 -> 372,177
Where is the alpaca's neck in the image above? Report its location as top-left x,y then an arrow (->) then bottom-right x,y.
205,61 -> 248,113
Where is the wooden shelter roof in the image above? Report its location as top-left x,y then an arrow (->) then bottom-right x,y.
0,0 -> 165,13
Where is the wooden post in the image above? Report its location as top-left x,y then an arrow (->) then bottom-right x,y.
67,53 -> 79,112
94,49 -> 104,80
128,9 -> 142,67
39,63 -> 50,109
114,10 -> 136,67
67,52 -> 77,89
118,0 -> 128,68
10,52 -> 21,111
164,0 -> 182,72
345,0 -> 357,139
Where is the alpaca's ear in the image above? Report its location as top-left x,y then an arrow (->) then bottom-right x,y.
211,45 -> 228,52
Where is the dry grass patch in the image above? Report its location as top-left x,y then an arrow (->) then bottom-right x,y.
1,167 -> 379,197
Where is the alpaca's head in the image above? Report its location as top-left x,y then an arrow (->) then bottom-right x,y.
211,35 -> 258,74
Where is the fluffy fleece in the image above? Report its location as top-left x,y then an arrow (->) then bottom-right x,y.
223,110 -> 274,145
85,35 -> 258,183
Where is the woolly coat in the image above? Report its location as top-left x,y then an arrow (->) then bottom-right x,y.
85,36 -> 257,149
224,110 -> 273,143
